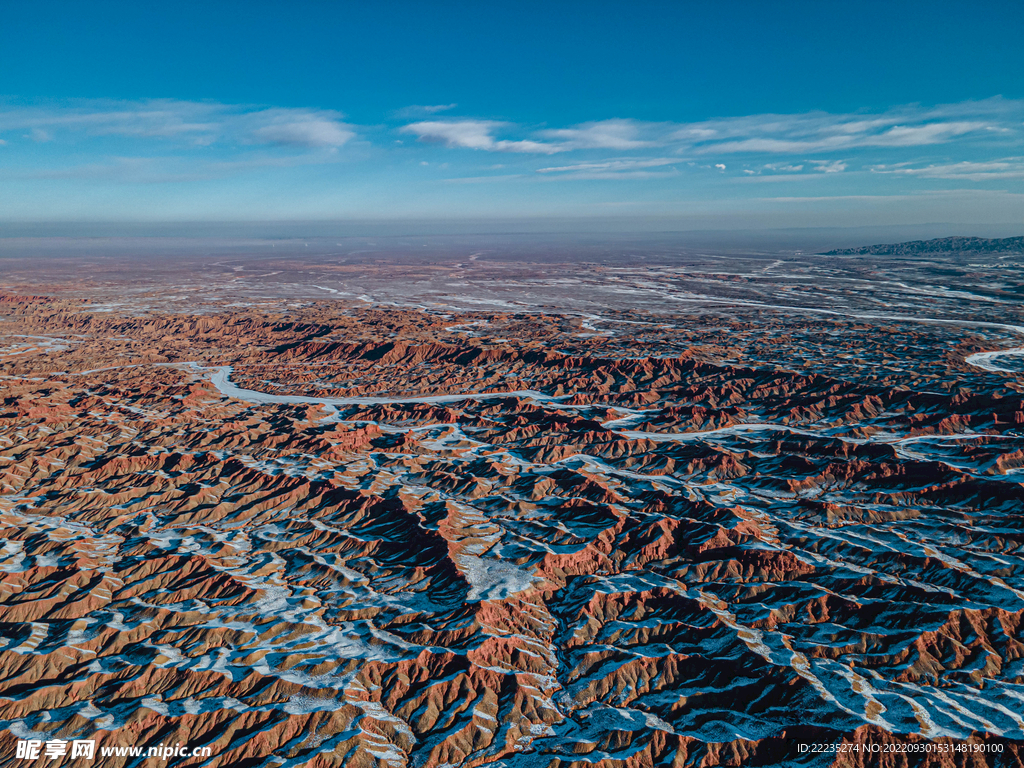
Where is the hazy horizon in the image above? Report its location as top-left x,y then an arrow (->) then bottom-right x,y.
1,219 -> 1021,253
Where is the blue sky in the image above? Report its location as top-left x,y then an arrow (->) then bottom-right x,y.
2,0 -> 1023,228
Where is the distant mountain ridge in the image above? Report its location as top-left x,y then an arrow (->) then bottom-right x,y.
823,235 -> 1024,256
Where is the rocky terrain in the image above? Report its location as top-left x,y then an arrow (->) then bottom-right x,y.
823,236 -> 1024,257
0,239 -> 1022,766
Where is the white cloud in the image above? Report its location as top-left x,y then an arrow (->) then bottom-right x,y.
533,157 -> 678,178
394,100 -> 1021,165
678,127 -> 717,138
670,101 -> 1017,155
539,119 -> 652,149
394,103 -> 458,118
812,160 -> 847,173
4,96 -> 1022,196
0,99 -> 355,149
683,119 -> 990,154
401,120 -> 501,149
400,120 -> 562,154
401,118 -> 658,154
245,109 -> 354,148
871,157 -> 1024,180
417,103 -> 457,114
536,158 -> 676,174
870,121 -> 987,146
494,139 -> 559,153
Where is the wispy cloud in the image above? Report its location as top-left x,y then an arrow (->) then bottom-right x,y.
0,99 -> 355,149
400,120 -> 561,153
401,118 -> 664,154
395,99 -> 1022,169
872,121 -> 987,147
871,157 -> 1024,180
4,96 -> 1022,203
741,159 -> 848,178
245,109 -> 354,148
27,127 -> 53,143
535,157 -> 678,179
395,103 -> 458,118
694,121 -> 991,154
670,100 -> 1019,155
811,159 -> 847,173
538,119 -> 654,150
537,158 -> 676,174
